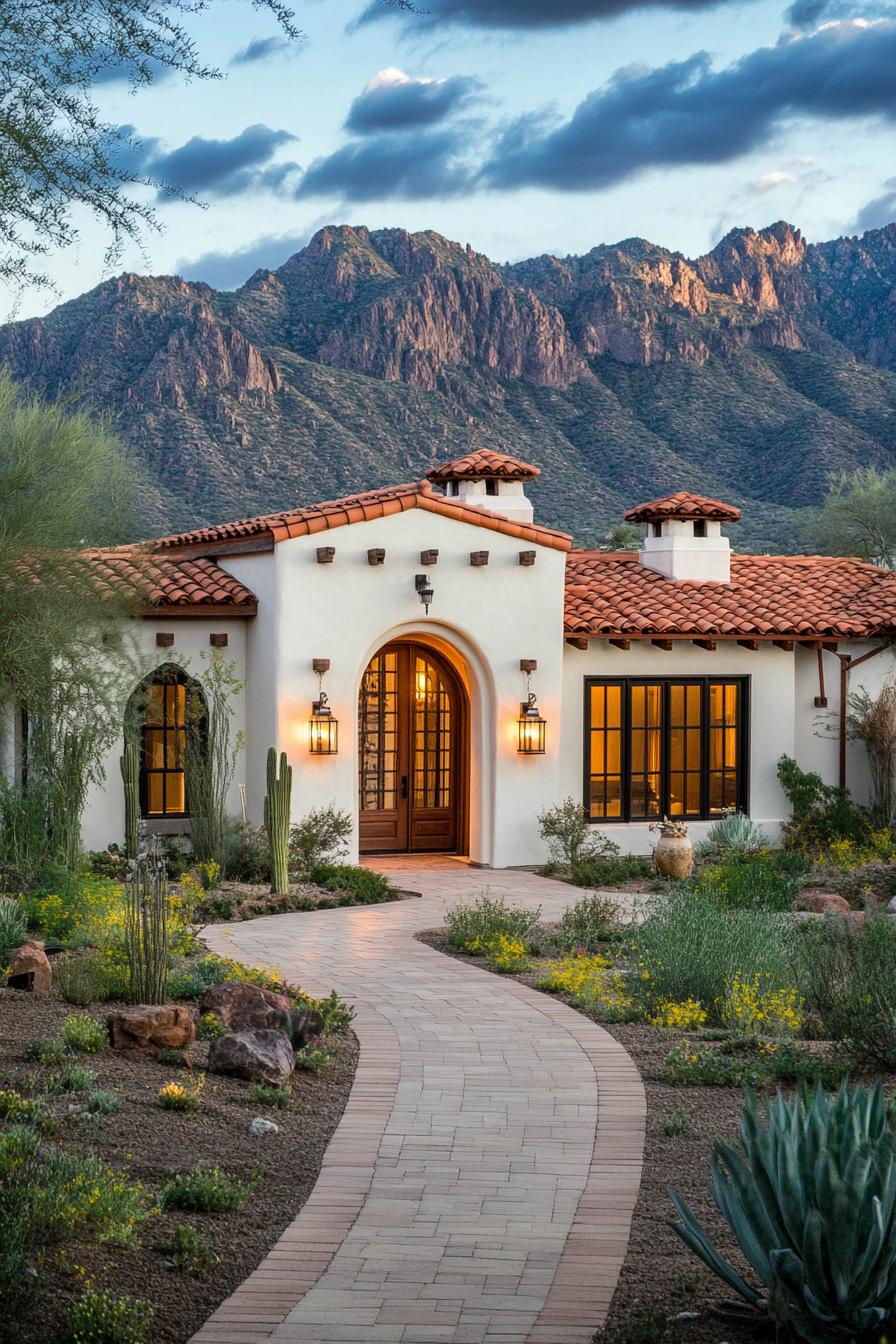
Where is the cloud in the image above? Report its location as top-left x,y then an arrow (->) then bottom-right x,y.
786,0 -> 895,28
853,178 -> 896,231
125,124 -> 300,198
87,53 -> 174,85
175,230 -> 314,289
230,36 -> 294,65
747,171 -> 798,193
345,68 -> 480,133
480,20 -> 896,192
297,128 -> 472,200
356,0 -> 756,29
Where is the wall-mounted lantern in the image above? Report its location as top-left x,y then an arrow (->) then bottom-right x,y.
517,659 -> 546,755
415,573 -> 434,615
309,658 -> 338,755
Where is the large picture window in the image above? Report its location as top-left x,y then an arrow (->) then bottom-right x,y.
584,677 -> 748,822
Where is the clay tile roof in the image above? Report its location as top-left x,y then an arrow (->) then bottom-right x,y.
425,449 -> 540,483
86,548 -> 257,614
624,491 -> 742,523
564,551 -> 896,640
155,478 -> 569,552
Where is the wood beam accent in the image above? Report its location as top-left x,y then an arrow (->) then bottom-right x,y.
367,548 -> 385,566
692,639 -> 716,651
566,637 -> 589,650
651,639 -> 673,651
420,549 -> 439,566
470,550 -> 489,567
737,639 -> 759,651
773,639 -> 794,651
316,546 -> 335,564
609,638 -> 631,651
518,550 -> 536,567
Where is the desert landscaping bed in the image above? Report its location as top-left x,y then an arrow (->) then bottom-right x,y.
0,983 -> 358,1344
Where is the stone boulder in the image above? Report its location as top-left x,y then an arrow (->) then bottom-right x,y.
800,891 -> 852,916
7,940 -> 52,992
107,1004 -> 196,1054
199,981 -> 292,1033
208,1028 -> 295,1083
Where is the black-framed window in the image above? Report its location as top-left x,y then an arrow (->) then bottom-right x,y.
126,666 -> 204,819
584,677 -> 748,822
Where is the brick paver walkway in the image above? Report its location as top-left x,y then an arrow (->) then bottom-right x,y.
191,865 -> 645,1344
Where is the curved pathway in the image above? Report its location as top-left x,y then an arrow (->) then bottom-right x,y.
191,863 -> 645,1344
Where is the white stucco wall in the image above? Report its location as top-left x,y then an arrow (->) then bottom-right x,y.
80,619 -> 249,853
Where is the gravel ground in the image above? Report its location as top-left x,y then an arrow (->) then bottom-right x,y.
0,986 -> 358,1344
416,930 -> 781,1344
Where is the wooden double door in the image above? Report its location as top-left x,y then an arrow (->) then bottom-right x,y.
358,642 -> 465,854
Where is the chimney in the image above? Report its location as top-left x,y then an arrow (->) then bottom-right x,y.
623,492 -> 741,583
425,450 -> 540,526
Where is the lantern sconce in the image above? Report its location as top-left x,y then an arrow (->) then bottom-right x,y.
517,658 -> 546,755
309,658 -> 339,755
415,573 -> 434,615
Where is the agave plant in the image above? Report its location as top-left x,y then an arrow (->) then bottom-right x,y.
669,1083 -> 896,1344
697,809 -> 767,858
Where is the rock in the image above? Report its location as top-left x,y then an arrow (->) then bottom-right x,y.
248,1116 -> 279,1136
844,911 -> 866,933
199,981 -> 293,1033
886,895 -> 896,914
107,1004 -> 196,1054
800,891 -> 852,915
7,940 -> 52,992
208,1029 -> 295,1084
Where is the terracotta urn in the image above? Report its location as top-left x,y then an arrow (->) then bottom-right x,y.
651,818 -> 694,880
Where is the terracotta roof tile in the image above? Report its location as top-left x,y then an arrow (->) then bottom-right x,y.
86,548 -> 257,614
156,479 -> 569,552
624,491 -> 742,523
564,551 -> 896,639
425,450 -> 540,483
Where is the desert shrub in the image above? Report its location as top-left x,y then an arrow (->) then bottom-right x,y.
552,893 -> 624,951
167,951 -> 287,1000
295,1044 -> 329,1073
689,851 -> 805,912
60,1015 -> 107,1054
23,872 -> 126,947
162,1165 -> 251,1213
310,862 -> 394,904
670,1083 -> 896,1343
627,890 -> 795,1023
794,914 -> 896,1067
252,1083 -> 291,1109
157,1047 -> 188,1067
777,754 -> 867,849
68,1288 -> 153,1344
0,895 -> 26,965
697,810 -> 767,858
537,953 -> 634,1021
650,998 -> 708,1030
444,893 -> 542,953
84,1090 -> 119,1116
46,1063 -> 96,1094
156,1222 -> 219,1276
662,1105 -> 691,1138
664,1038 -> 847,1089
222,820 -> 271,884
479,933 -> 529,973
317,989 -> 355,1035
24,1036 -> 68,1065
53,950 -> 107,1005
720,973 -> 804,1037
289,805 -> 352,878
568,854 -> 651,887
197,1012 -> 227,1041
0,1090 -> 52,1130
538,798 -> 619,871
158,1077 -> 203,1112
85,846 -> 127,880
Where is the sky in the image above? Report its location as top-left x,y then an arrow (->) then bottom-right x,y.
14,0 -> 896,316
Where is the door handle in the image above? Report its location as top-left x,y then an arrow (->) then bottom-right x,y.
400,774 -> 408,799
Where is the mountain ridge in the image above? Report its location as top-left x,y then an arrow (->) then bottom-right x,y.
2,218 -> 896,550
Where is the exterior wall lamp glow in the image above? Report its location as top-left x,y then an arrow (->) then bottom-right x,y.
517,659 -> 546,755
415,573 -> 434,615
309,658 -> 338,755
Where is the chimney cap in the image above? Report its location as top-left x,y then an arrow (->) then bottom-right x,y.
426,449 -> 540,484
624,491 -> 741,524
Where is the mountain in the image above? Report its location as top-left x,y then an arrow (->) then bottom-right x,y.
2,220 -> 896,550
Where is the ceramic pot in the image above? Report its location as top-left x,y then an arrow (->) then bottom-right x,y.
653,833 -> 694,880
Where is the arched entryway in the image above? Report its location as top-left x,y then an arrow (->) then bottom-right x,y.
358,640 -> 468,854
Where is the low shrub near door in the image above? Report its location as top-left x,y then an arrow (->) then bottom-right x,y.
444,893 -> 542,953
670,1083 -> 896,1343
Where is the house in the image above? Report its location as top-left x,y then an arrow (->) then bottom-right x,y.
71,449 -> 896,865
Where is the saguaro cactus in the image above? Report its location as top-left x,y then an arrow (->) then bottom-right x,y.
125,840 -> 168,1004
120,739 -> 140,861
264,747 -> 292,895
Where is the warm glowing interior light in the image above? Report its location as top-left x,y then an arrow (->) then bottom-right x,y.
308,697 -> 339,755
517,698 -> 546,755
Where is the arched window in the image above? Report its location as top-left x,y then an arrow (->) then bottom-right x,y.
126,666 -> 204,819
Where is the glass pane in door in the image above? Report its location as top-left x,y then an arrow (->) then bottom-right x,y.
358,651 -> 398,810
413,654 -> 452,809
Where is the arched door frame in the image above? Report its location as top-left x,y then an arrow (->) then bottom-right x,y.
354,622 -> 495,862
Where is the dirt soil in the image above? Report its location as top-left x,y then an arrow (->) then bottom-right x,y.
416,930 -> 780,1344
0,986 -> 358,1344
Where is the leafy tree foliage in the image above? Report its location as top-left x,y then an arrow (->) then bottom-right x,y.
813,467 -> 896,569
0,0 -> 300,291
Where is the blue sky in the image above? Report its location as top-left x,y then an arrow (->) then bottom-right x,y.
18,0 -> 896,315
